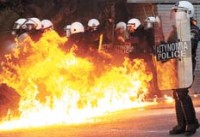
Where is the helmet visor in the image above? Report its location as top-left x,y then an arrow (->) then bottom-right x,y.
13,23 -> 21,30
171,6 -> 190,18
26,24 -> 36,31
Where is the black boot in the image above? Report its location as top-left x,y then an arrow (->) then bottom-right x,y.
169,125 -> 185,135
169,91 -> 186,135
185,124 -> 197,136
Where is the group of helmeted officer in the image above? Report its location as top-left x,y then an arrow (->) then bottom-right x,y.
12,17 -> 54,42
11,0 -> 200,136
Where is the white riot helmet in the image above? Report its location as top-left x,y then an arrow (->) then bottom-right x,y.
70,22 -> 84,34
145,16 -> 156,29
88,19 -> 100,27
41,19 -> 53,30
64,25 -> 71,37
172,1 -> 194,18
25,17 -> 42,30
145,17 -> 156,23
88,18 -> 100,31
13,18 -> 26,30
116,22 -> 126,30
127,18 -> 141,30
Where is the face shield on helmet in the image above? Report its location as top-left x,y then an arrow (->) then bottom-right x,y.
64,25 -> 71,37
144,16 -> 156,29
12,18 -> 27,36
127,18 -> 141,33
70,22 -> 84,35
41,19 -> 54,30
25,17 -> 42,31
171,1 -> 194,18
87,19 -> 100,31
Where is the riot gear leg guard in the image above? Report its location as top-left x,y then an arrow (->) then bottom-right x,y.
177,89 -> 199,136
169,90 -> 186,135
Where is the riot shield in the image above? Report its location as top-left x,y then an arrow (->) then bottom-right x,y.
154,8 -> 193,90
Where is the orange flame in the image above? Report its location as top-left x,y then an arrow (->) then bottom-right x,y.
156,59 -> 178,90
164,94 -> 174,103
0,30 -> 154,130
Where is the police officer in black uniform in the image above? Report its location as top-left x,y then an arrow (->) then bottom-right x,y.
169,1 -> 200,136
86,18 -> 102,50
127,18 -> 150,59
24,17 -> 43,42
64,21 -> 88,57
127,17 -> 161,98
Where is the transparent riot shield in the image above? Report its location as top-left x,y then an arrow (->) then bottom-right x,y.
154,8 -> 193,90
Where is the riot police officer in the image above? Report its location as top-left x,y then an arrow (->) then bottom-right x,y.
24,17 -> 42,41
12,18 -> 26,37
114,21 -> 128,45
64,21 -> 87,56
86,18 -> 101,50
169,1 -> 200,136
127,18 -> 153,60
12,18 -> 30,42
127,17 -> 161,98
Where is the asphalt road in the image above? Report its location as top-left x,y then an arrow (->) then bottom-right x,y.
0,104 -> 200,137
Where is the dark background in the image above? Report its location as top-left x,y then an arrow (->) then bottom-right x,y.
0,0 -> 129,35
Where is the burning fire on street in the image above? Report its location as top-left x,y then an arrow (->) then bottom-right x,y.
0,30 -> 173,131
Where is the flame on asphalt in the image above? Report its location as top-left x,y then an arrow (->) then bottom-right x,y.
0,30 -> 159,130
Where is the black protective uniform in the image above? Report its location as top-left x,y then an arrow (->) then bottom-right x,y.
64,32 -> 89,57
129,25 -> 154,59
128,25 -> 161,98
170,20 -> 200,136
85,26 -> 102,50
